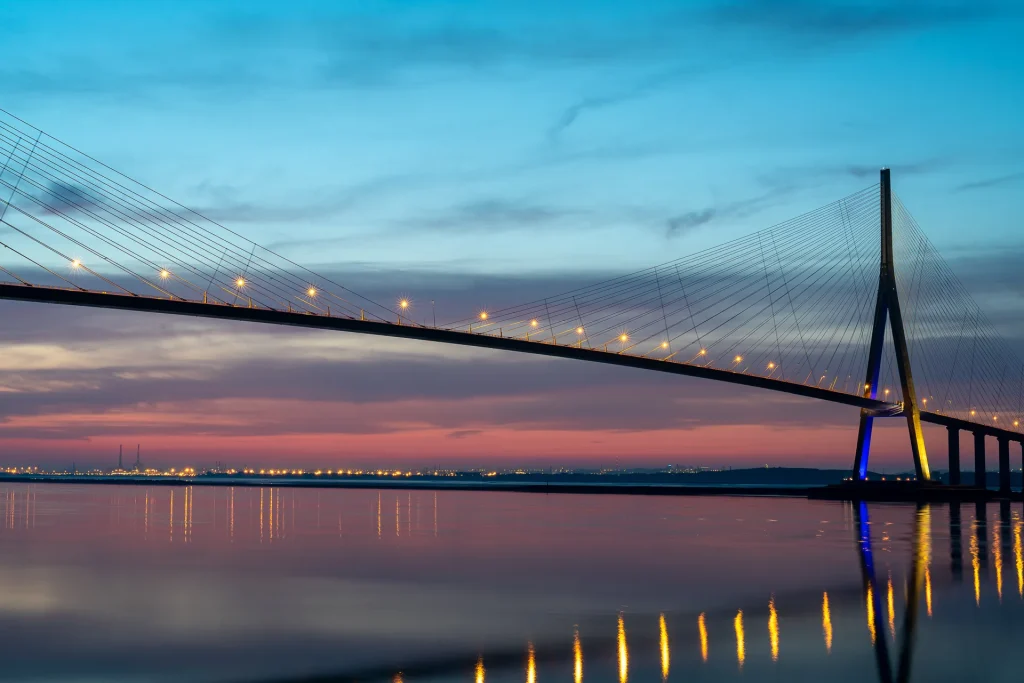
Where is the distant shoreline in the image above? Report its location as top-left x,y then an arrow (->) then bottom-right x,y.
2,470 -> 1020,502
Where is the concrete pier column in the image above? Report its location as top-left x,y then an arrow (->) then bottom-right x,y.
998,436 -> 1011,495
974,432 -> 986,489
947,426 -> 960,485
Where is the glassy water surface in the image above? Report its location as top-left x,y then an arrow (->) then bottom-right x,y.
1,483 -> 1022,682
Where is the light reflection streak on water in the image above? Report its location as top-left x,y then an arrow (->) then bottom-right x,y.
475,656 -> 485,683
396,496 -> 400,537
734,610 -> 744,669
993,523 -> 1003,602
698,613 -> 708,662
526,642 -> 536,683
617,613 -> 628,683
886,573 -> 895,641
921,505 -> 933,616
866,584 -> 876,644
768,596 -> 779,662
971,522 -> 981,605
169,489 -> 174,543
229,487 -> 234,541
925,568 -> 933,617
658,614 -> 669,679
573,626 -> 583,683
1015,519 -> 1023,597
377,492 -> 382,539
259,488 -> 264,542
822,592 -> 832,653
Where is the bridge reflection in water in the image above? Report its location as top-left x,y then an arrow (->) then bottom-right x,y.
1,485 -> 1022,682
228,498 -> 1017,683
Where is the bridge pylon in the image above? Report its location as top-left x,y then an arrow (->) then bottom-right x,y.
852,169 -> 931,482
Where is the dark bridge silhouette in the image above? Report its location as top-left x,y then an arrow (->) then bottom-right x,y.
1,107 -> 1022,488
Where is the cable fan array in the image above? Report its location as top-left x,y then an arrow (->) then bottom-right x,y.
445,186 -> 891,400
0,108 -> 395,322
892,193 -> 1024,430
2,104 -> 1022,434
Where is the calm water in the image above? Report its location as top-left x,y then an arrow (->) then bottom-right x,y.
0,484 -> 1021,683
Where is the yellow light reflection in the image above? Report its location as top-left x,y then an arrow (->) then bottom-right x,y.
971,523 -> 981,606
866,584 -> 876,644
617,613 -> 628,683
393,674 -> 403,683
526,643 -> 536,683
476,656 -> 485,683
734,610 -> 744,669
926,568 -> 933,618
822,592 -> 833,653
994,524 -> 1004,602
698,613 -> 708,662
573,627 -> 583,683
658,614 -> 669,680
1015,520 -> 1023,597
887,573 -> 895,640
768,596 -> 779,662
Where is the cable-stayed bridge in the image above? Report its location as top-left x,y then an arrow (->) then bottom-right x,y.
1,107 -> 1022,488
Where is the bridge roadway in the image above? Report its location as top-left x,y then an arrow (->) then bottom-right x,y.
1,281 -> 1022,445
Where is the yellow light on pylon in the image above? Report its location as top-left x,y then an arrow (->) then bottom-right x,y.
479,311 -> 488,320
399,299 -> 409,309
661,341 -> 669,349
619,333 -> 628,343
767,362 -> 776,369
699,348 -> 707,356
530,319 -> 538,327
308,287 -> 318,297
576,326 -> 584,334
971,409 -> 977,416
70,259 -> 81,269
734,355 -> 743,363
236,277 -> 245,287
1014,420 -> 1020,427
159,269 -> 170,279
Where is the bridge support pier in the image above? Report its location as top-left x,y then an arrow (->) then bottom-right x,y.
851,169 -> 931,482
947,426 -> 960,486
998,436 -> 1011,495
974,432 -> 986,489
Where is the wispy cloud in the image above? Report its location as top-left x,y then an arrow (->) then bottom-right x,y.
953,170 -> 1024,193
706,0 -> 1003,39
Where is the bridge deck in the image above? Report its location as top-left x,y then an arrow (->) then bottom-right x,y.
2,282 -> 1022,443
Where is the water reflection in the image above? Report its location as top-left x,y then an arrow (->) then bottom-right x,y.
697,612 -> 708,663
733,610 -> 744,669
822,592 -> 833,653
658,613 -> 669,679
573,627 -> 583,683
1,484 -> 1022,683
617,613 -> 628,683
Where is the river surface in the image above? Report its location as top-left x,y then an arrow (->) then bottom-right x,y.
0,483 -> 1021,683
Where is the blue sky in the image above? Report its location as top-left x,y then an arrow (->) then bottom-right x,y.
0,0 -> 1022,469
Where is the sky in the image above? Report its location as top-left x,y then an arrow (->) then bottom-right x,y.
0,0 -> 1022,471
